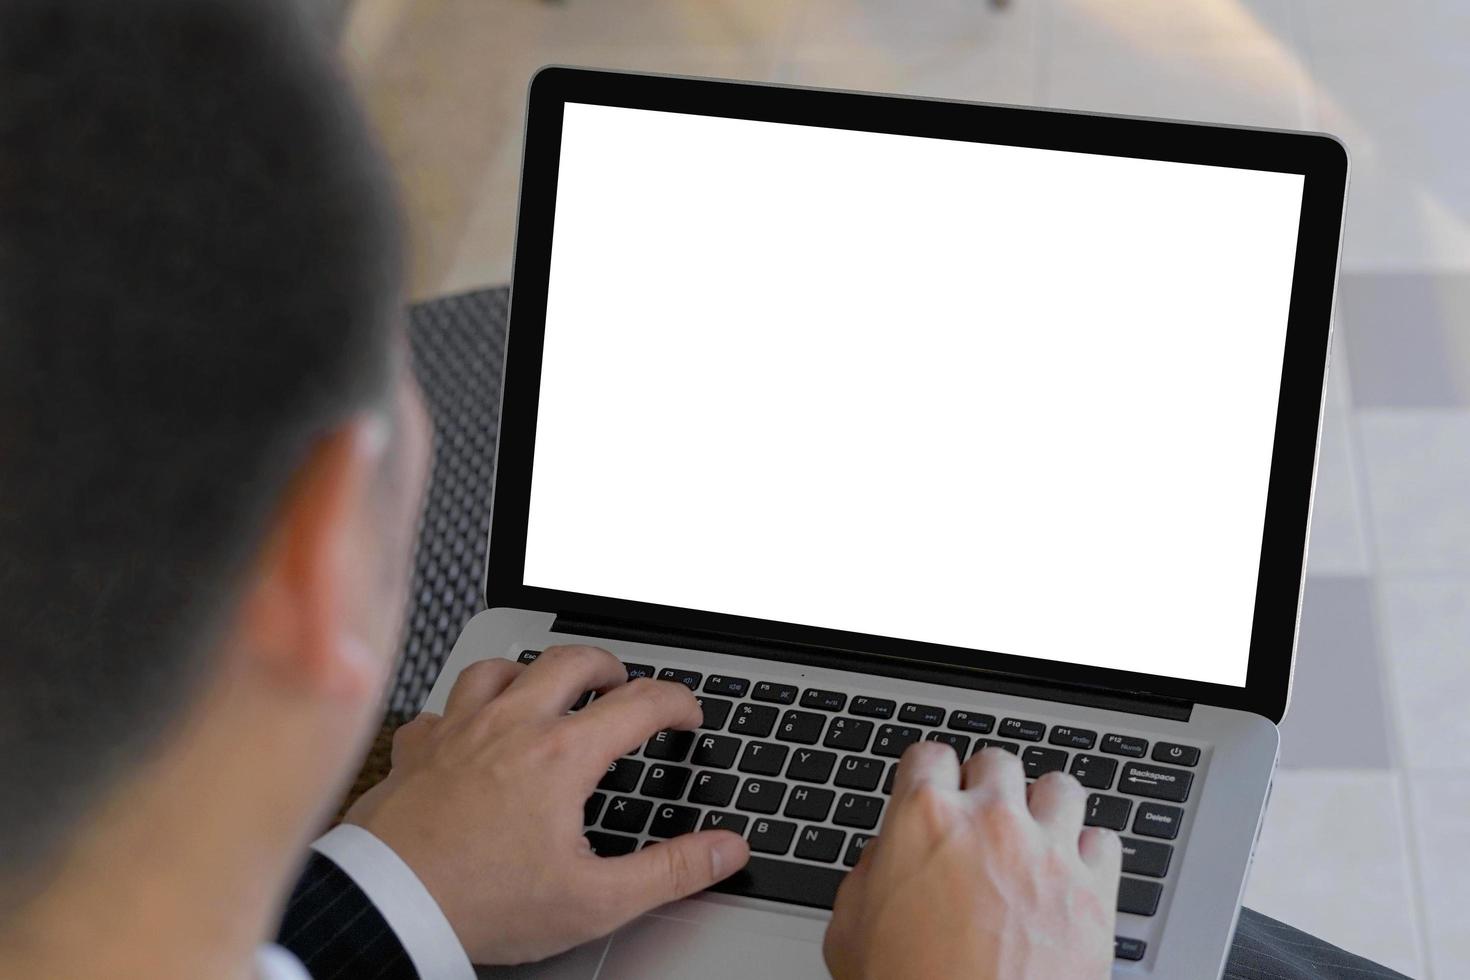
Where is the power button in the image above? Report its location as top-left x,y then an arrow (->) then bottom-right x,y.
1151,741 -> 1201,766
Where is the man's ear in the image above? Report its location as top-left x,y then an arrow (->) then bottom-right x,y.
237,415 -> 391,702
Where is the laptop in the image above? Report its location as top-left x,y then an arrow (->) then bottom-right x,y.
424,67 -> 1348,979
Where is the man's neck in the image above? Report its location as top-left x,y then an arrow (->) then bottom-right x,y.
0,663 -> 355,980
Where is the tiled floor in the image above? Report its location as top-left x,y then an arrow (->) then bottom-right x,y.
343,2 -> 1470,975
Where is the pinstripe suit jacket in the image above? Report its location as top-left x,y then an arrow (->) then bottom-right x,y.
276,851 -> 419,980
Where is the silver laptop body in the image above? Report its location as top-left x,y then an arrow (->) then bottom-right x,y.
424,68 -> 1349,979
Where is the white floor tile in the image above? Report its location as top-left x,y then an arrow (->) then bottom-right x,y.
781,42 -> 1036,105
1243,769 -> 1425,977
1052,0 -> 1297,50
1406,773 -> 1470,978
1379,580 -> 1470,769
1358,410 -> 1470,573
787,0 -> 1039,50
1045,41 -> 1311,128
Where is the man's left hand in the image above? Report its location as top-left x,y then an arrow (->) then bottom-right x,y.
344,645 -> 750,965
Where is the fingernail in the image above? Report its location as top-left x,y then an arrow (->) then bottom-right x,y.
710,833 -> 749,880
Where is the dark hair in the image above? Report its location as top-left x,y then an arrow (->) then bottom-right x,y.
0,0 -> 403,898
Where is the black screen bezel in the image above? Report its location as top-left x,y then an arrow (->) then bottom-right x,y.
484,66 -> 1348,723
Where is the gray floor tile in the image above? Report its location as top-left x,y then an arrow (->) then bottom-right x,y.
1243,769 -> 1424,977
1379,579 -> 1470,769
1278,576 -> 1394,768
1406,772 -> 1470,978
1308,345 -> 1372,575
1340,274 -> 1470,409
1358,410 -> 1470,574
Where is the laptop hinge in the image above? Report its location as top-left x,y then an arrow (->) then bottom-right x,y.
551,614 -> 1194,722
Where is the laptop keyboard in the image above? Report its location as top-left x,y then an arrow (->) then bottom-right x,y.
521,649 -> 1201,964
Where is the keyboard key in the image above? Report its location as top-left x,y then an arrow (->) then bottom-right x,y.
948,710 -> 995,734
703,674 -> 750,697
623,662 -> 656,681
1119,762 -> 1194,803
835,755 -> 885,792
645,729 -> 694,762
843,833 -> 875,867
1133,802 -> 1184,840
974,739 -> 1021,755
730,703 -> 779,738
882,764 -> 896,795
1022,746 -> 1069,778
697,696 -> 733,731
794,826 -> 846,863
748,818 -> 797,855
599,758 -> 645,793
1117,877 -> 1163,916
689,771 -> 739,807
925,731 -> 971,759
649,804 -> 700,838
1049,726 -> 1097,750
751,681 -> 798,705
701,811 -> 749,835
823,716 -> 874,752
777,710 -> 826,744
517,649 -> 541,664
834,793 -> 884,830
1152,742 -> 1201,767
849,696 -> 896,719
1121,837 -> 1173,878
1086,793 -> 1132,831
873,724 -> 922,758
899,702 -> 945,726
1069,754 -> 1119,790
691,734 -> 741,769
736,778 -> 788,815
784,786 -> 835,821
586,831 -> 637,856
801,688 -> 848,712
641,764 -> 692,800
1101,733 -> 1148,758
999,718 -> 1046,741
602,796 -> 653,834
738,741 -> 790,777
1114,937 -> 1147,961
584,793 -> 606,826
657,667 -> 702,690
708,855 -> 846,909
786,748 -> 837,784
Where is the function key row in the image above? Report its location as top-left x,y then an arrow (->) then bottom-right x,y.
520,651 -> 1200,769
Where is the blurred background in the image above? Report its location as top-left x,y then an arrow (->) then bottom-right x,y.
333,2 -> 1470,975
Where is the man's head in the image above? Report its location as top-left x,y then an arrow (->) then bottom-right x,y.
0,0 -> 429,907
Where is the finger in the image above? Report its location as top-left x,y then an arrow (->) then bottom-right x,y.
889,741 -> 961,803
566,678 -> 703,761
960,746 -> 1027,807
442,658 -> 521,720
1079,825 -> 1122,876
495,645 -> 629,721
589,830 -> 749,926
1027,771 -> 1087,839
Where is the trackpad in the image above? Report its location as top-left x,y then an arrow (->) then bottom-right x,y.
598,913 -> 828,980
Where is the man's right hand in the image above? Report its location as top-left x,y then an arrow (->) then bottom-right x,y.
343,646 -> 750,965
824,742 -> 1121,980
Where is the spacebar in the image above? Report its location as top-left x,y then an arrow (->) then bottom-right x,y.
707,856 -> 845,910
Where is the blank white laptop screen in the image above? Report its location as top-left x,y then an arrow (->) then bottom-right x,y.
522,102 -> 1306,688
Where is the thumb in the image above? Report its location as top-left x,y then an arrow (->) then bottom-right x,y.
592,830 -> 749,923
